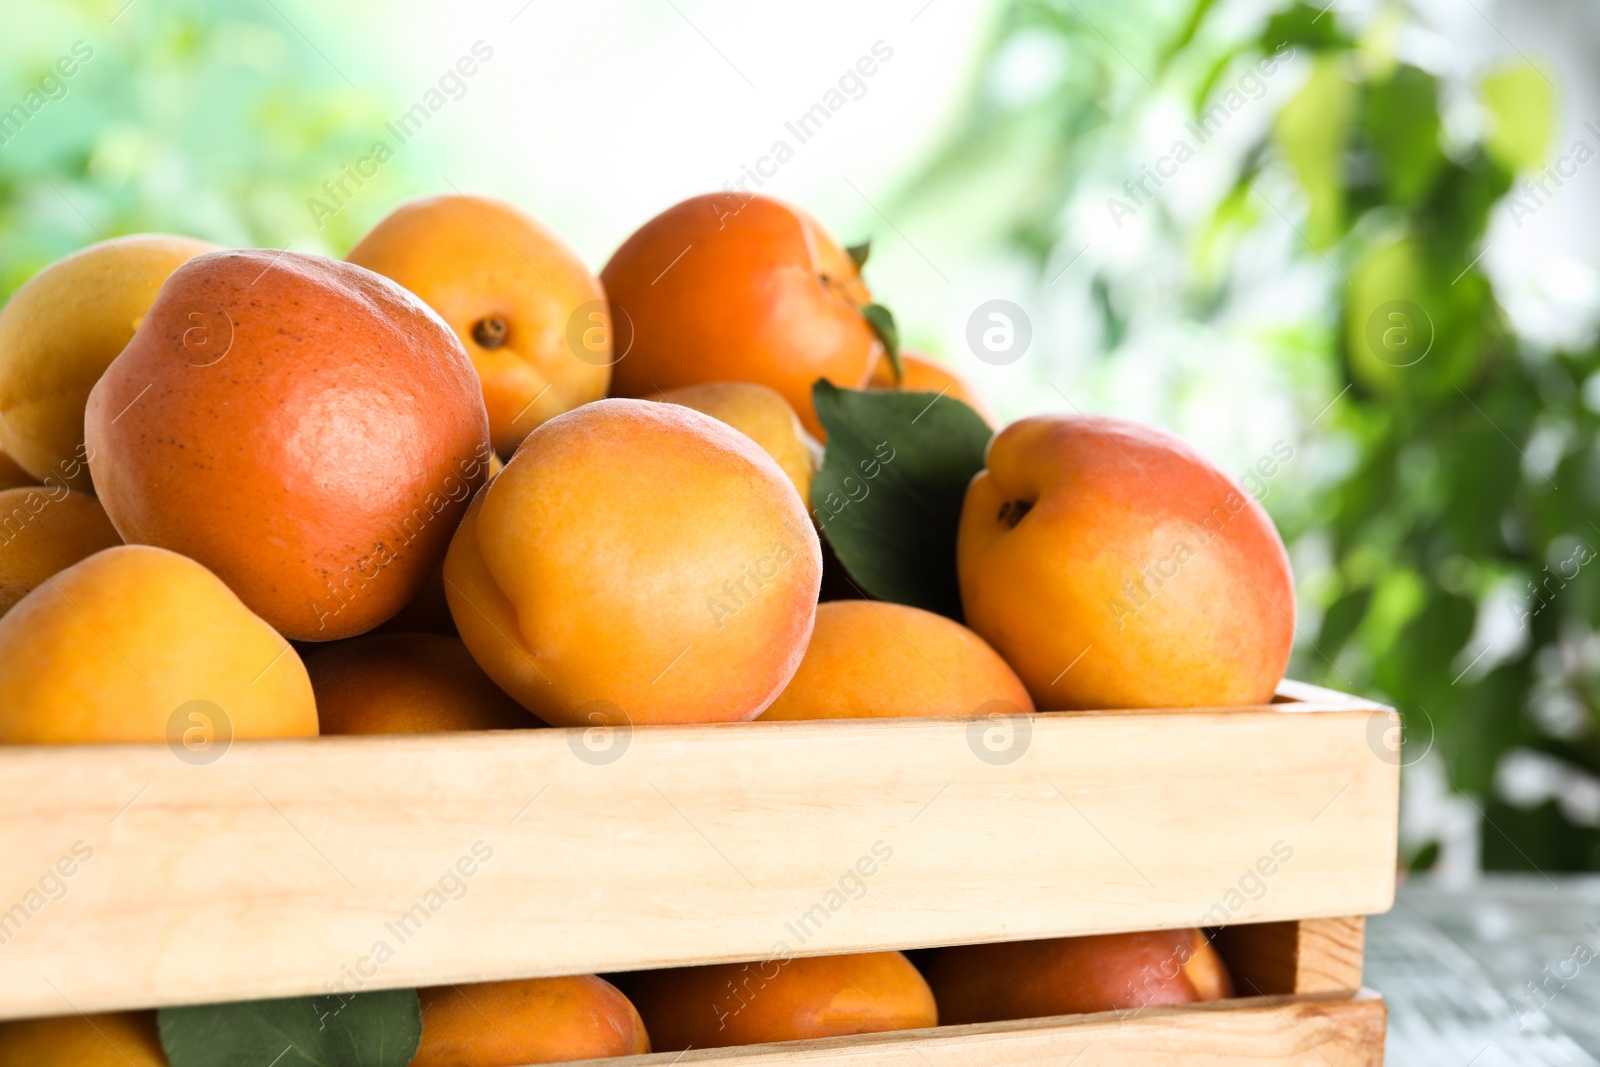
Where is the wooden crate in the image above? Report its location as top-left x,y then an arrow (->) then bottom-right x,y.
0,680 -> 1397,1064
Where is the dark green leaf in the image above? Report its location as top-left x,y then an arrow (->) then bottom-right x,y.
159,989 -> 422,1067
810,381 -> 993,619
1260,1 -> 1354,52
1407,840 -> 1441,872
861,303 -> 901,382
846,239 -> 871,270
1365,66 -> 1443,206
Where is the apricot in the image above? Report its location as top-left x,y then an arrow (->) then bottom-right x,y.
957,415 -> 1294,710
0,234 -> 218,490
379,454 -> 503,638
926,929 -> 1233,1023
603,193 -> 881,437
869,351 -> 997,425
0,545 -> 317,744
0,449 -> 39,491
348,195 -> 610,456
658,382 -> 820,505
622,951 -> 935,1052
0,1011 -> 167,1067
84,249 -> 492,641
0,487 -> 121,616
446,399 -> 819,726
760,601 -> 1033,720
308,633 -> 534,734
412,976 -> 649,1066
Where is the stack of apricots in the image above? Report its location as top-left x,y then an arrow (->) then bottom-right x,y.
0,190 -> 1292,1066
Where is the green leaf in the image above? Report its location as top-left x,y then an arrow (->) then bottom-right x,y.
1481,62 -> 1554,173
1365,65 -> 1443,206
1274,55 -> 1357,246
810,381 -> 993,620
159,989 -> 422,1067
846,239 -> 872,270
1260,2 -> 1355,52
861,303 -> 901,382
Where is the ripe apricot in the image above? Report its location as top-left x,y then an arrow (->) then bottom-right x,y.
658,382 -> 820,505
926,929 -> 1233,1023
622,951 -> 935,1052
379,455 -> 503,638
308,633 -> 534,734
445,399 -> 820,726
958,415 -> 1294,710
412,976 -> 649,1066
603,193 -> 881,437
0,487 -> 121,616
0,545 -> 317,744
869,351 -> 997,425
0,234 -> 218,491
0,449 -> 39,491
348,195 -> 610,456
760,601 -> 1033,720
0,1011 -> 167,1067
85,249 -> 492,641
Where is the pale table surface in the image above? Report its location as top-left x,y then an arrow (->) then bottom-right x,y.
1369,875 -> 1600,1066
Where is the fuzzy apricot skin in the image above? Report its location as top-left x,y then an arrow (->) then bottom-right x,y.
412,976 -> 650,1066
603,193 -> 880,438
84,249 -> 492,641
0,1011 -> 167,1067
308,633 -> 536,734
621,951 -> 936,1052
444,399 -> 821,727
0,234 -> 218,491
957,415 -> 1294,711
0,487 -> 122,616
926,929 -> 1234,1023
348,195 -> 610,457
0,545 -> 316,745
658,382 -> 820,506
868,351 -> 998,426
760,600 -> 1033,720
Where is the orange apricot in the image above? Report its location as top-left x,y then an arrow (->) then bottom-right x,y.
308,633 -> 534,734
622,951 -> 935,1052
0,487 -> 121,616
444,399 -> 821,727
0,1011 -> 167,1067
411,976 -> 649,1066
958,415 -> 1294,710
759,600 -> 1034,720
348,195 -> 610,456
603,193 -> 881,437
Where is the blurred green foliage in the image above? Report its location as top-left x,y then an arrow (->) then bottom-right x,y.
0,0 -> 418,302
916,0 -> 1600,868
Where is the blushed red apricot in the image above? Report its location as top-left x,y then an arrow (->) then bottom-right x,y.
84,249 -> 492,641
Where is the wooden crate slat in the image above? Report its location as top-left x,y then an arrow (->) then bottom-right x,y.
1214,916 -> 1367,995
0,694 -> 1398,1019
553,991 -> 1386,1067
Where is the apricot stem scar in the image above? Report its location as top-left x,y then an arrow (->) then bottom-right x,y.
473,316 -> 509,349
998,499 -> 1033,527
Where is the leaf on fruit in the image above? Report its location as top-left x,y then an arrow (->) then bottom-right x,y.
861,303 -> 901,382
811,381 -> 993,620
159,989 -> 422,1067
846,239 -> 872,269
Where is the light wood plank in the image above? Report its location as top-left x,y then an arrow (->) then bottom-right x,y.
1215,916 -> 1367,995
549,991 -> 1386,1067
0,700 -> 1398,1019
